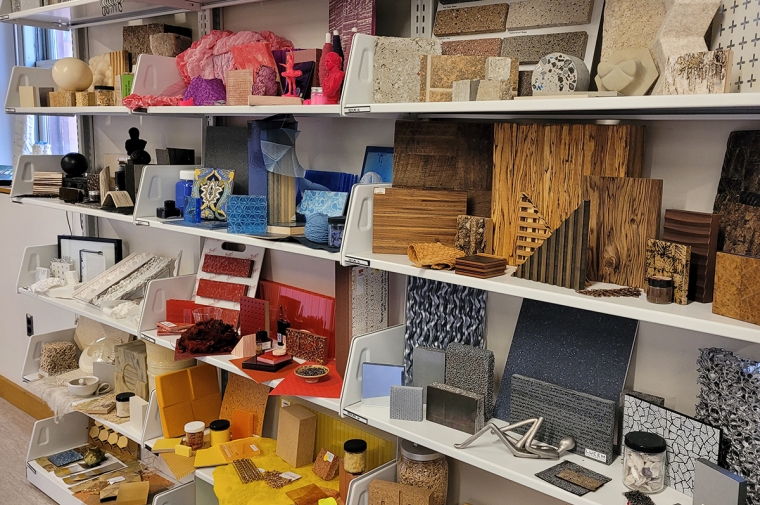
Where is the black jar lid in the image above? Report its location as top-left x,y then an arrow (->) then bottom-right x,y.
94,85 -> 115,91
328,216 -> 346,225
647,276 -> 673,289
209,419 -> 230,431
344,439 -> 367,454
115,392 -> 135,402
624,431 -> 666,453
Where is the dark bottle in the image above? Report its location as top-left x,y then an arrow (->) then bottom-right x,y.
277,306 -> 290,346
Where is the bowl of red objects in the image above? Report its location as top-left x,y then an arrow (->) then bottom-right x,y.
294,365 -> 329,383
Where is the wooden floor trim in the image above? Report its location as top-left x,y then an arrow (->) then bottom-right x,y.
0,375 -> 52,420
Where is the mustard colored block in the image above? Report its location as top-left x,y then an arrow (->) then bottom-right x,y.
192,393 -> 222,427
231,409 -> 255,440
155,369 -> 192,408
193,445 -> 227,468
152,437 -> 183,453
188,364 -> 220,400
115,480 -> 150,505
175,444 -> 193,457
160,401 -> 195,438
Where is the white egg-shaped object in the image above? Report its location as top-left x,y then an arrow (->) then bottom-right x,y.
52,57 -> 93,92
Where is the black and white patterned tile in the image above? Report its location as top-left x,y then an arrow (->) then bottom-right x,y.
712,0 -> 760,92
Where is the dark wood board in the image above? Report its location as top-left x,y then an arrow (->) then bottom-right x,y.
583,176 -> 663,289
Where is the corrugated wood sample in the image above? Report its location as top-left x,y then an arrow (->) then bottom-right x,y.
393,121 -> 493,217
515,200 -> 590,291
516,193 -> 552,265
492,123 -> 645,265
662,210 -> 720,303
372,188 -> 468,254
645,239 -> 691,305
583,176 -> 663,289
713,252 -> 760,326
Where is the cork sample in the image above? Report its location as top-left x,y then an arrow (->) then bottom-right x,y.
501,32 -> 588,65
219,374 -> 270,436
713,252 -> 760,325
433,3 -> 509,37
645,239 -> 691,305
442,38 -> 503,57
583,176 -> 663,289
149,33 -> 192,58
225,69 -> 254,106
506,0 -> 594,30
491,123 -> 645,266
419,55 -> 488,102
455,215 -> 494,256
658,50 -> 732,95
373,37 -> 442,103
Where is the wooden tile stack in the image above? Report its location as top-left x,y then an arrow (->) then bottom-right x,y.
455,255 -> 507,279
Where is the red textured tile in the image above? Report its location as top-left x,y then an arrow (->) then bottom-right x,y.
196,279 -> 249,302
201,255 -> 254,278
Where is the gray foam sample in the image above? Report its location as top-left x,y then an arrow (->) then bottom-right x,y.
412,346 -> 446,403
445,342 -> 494,421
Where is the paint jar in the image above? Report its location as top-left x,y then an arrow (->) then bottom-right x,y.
623,431 -> 666,494
184,421 -> 205,450
398,440 -> 448,505
175,169 -> 194,217
646,276 -> 673,304
115,392 -> 135,418
310,87 -> 326,105
209,419 -> 231,446
328,216 -> 346,248
343,439 -> 367,474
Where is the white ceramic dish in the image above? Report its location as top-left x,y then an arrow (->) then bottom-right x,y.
67,376 -> 111,397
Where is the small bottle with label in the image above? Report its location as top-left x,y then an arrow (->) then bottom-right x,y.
277,306 -> 290,347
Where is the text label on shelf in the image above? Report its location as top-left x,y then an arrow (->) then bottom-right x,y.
343,410 -> 368,424
345,257 -> 370,267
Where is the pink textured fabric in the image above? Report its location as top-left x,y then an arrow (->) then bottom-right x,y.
122,94 -> 182,110
176,30 -> 293,84
231,42 -> 278,81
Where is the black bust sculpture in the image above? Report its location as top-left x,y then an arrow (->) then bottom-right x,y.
125,127 -> 151,165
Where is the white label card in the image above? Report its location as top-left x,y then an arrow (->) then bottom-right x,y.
325,451 -> 335,463
584,448 -> 607,463
107,476 -> 126,485
280,472 -> 301,481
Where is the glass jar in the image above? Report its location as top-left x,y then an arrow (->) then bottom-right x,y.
328,216 -> 346,248
623,431 -> 667,494
310,87 -> 326,105
184,421 -> 205,450
175,169 -> 195,217
343,439 -> 367,474
646,276 -> 673,304
397,440 -> 448,505
94,86 -> 115,106
209,419 -> 230,446
115,392 -> 134,418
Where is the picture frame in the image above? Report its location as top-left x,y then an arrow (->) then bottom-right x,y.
361,146 -> 394,183
58,236 -> 123,283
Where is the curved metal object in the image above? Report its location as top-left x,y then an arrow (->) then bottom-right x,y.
454,418 -> 576,460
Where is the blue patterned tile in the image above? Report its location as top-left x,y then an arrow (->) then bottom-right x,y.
227,195 -> 267,235
298,190 -> 348,218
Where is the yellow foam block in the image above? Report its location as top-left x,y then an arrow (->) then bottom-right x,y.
194,445 -> 228,468
175,444 -> 193,458
188,364 -> 220,400
191,393 -> 222,427
155,368 -> 191,408
160,401 -> 195,438
152,438 -> 183,453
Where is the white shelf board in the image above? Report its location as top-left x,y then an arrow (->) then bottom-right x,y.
16,197 -> 134,222
72,400 -> 144,444
343,403 -> 691,505
5,106 -> 130,116
146,104 -> 341,117
140,330 -> 340,413
18,287 -> 138,335
137,216 -> 339,261
344,251 -> 760,343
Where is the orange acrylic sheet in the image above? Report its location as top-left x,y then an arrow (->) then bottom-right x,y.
269,360 -> 343,399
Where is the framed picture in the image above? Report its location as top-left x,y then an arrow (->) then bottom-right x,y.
58,236 -> 123,283
361,146 -> 394,183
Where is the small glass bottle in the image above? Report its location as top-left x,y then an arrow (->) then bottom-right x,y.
277,306 -> 290,347
115,392 -> 134,418
328,216 -> 346,248
623,431 -> 667,494
343,439 -> 367,474
646,276 -> 673,304
310,87 -> 326,105
184,421 -> 205,450
175,169 -> 195,217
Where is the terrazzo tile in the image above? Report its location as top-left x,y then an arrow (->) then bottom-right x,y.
373,36 -> 442,103
442,38 -> 503,57
419,55 -> 488,102
433,4 -> 509,37
601,0 -> 667,61
500,32 -> 588,64
505,0 -> 594,30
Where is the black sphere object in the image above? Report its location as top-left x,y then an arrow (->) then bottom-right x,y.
129,149 -> 152,165
60,152 -> 88,176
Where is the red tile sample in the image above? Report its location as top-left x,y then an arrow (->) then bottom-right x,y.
201,255 -> 254,278
196,279 -> 249,302
240,296 -> 270,337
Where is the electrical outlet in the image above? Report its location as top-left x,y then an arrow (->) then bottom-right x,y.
26,314 -> 33,336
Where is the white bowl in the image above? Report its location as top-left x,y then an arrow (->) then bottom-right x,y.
67,376 -> 111,397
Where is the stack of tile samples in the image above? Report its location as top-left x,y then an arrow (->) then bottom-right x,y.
455,255 -> 507,279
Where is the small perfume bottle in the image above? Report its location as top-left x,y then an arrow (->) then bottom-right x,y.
277,306 -> 290,346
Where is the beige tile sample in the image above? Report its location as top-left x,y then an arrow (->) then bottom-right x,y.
601,0 -> 667,61
452,79 -> 481,101
476,79 -> 514,100
419,55 -> 488,102
433,3 -> 509,37
373,36 -> 442,103
506,0 -> 594,30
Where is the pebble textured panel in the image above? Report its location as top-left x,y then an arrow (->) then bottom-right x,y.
624,394 -> 720,496
536,461 -> 611,496
373,37 -> 441,103
500,32 -> 588,64
445,343 -> 494,421
602,0 -> 667,61
442,38 -> 503,57
510,375 -> 616,464
506,0 -> 594,30
433,3 -> 509,37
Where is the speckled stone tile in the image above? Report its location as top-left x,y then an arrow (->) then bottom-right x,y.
420,55 -> 488,102
500,32 -> 588,64
476,79 -> 514,100
123,24 -> 192,57
373,36 -> 442,103
506,0 -> 594,30
149,33 -> 192,57
442,38 -> 503,57
433,3 -> 509,37
486,57 -> 516,81
452,79 -> 481,101
601,0 -> 666,61
518,71 -> 533,96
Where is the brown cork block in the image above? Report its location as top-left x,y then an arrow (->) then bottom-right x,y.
75,91 -> 95,107
49,91 -> 75,107
225,69 -> 254,106
276,404 -> 317,468
419,55 -> 488,102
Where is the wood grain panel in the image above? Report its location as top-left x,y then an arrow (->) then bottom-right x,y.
372,188 -> 468,254
662,209 -> 720,303
492,123 -> 645,265
267,172 -> 296,225
713,252 -> 760,325
583,176 -> 663,288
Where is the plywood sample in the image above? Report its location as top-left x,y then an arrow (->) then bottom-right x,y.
713,252 -> 760,326
662,209 -> 720,303
583,176 -> 663,288
491,123 -> 645,265
645,239 -> 691,305
393,121 -> 493,217
515,201 -> 590,290
373,188 -> 468,254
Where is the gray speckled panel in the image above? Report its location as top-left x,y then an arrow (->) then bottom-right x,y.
412,346 -> 446,403
390,386 -> 424,422
373,36 -> 442,103
205,126 -> 249,196
500,32 -> 588,64
510,374 -> 616,464
536,461 -> 612,496
505,0 -> 594,30
493,299 -> 637,422
445,343 -> 494,421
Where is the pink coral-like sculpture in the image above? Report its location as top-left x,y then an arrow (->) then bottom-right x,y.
322,52 -> 345,104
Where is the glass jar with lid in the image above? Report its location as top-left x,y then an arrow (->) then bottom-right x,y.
397,440 -> 448,505
623,431 -> 667,494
